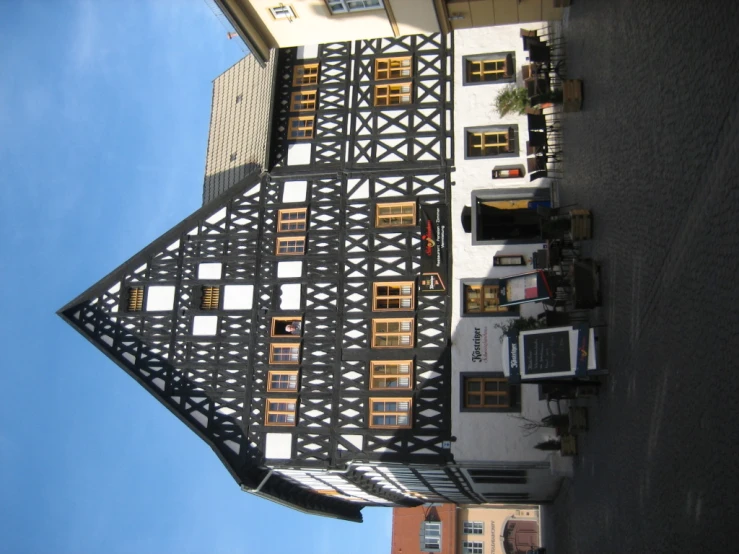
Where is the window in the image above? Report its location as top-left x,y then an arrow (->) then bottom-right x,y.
468,469 -> 527,484
127,287 -> 144,312
463,521 -> 484,535
270,5 -> 296,19
271,317 -> 302,337
277,208 -> 308,232
464,375 -> 510,409
372,318 -> 414,348
420,521 -> 441,552
374,83 -> 411,106
463,283 -> 508,313
494,255 -> 526,266
373,282 -> 414,311
276,236 -> 306,255
267,371 -> 299,392
326,0 -> 384,14
375,57 -> 412,80
265,399 -> 297,426
465,53 -> 513,83
369,398 -> 412,428
200,286 -> 221,310
462,542 -> 483,554
288,116 -> 314,139
292,64 -> 318,86
290,91 -> 316,112
270,344 -> 301,364
375,202 -> 416,227
467,127 -> 515,158
370,361 -> 412,390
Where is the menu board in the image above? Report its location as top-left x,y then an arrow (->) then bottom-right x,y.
521,330 -> 572,375
498,270 -> 552,306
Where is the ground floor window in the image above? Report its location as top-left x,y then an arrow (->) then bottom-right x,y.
463,521 -> 484,535
462,542 -> 483,554
460,372 -> 519,412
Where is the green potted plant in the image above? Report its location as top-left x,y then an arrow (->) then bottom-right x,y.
495,85 -> 529,117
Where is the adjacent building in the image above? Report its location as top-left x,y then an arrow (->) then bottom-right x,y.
59,22 -> 566,522
214,0 -> 563,65
392,504 -> 541,554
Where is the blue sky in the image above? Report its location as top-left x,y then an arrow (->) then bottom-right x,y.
0,1 -> 391,552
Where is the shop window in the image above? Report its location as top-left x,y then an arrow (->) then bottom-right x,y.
370,361 -> 412,390
200,286 -> 221,310
374,83 -> 411,106
466,126 -> 516,158
289,91 -> 316,112
277,208 -> 308,232
460,373 -> 519,412
375,202 -> 416,227
375,57 -> 412,80
372,318 -> 414,348
463,282 -> 508,314
373,281 -> 414,311
276,236 -> 306,255
270,343 -> 301,364
464,53 -> 514,84
127,287 -> 144,312
369,398 -> 412,428
292,64 -> 318,86
326,0 -> 384,14
288,116 -> 315,139
265,399 -> 297,426
267,371 -> 299,392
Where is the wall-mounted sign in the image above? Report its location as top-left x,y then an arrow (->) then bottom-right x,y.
498,270 -> 552,306
419,204 -> 448,293
420,272 -> 446,294
502,325 -> 599,382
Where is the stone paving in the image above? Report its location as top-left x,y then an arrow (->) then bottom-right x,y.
540,1 -> 739,552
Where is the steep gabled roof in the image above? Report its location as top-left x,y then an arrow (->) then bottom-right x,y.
202,53 -> 277,204
58,173 -> 362,522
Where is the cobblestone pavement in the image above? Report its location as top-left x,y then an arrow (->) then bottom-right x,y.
541,1 -> 739,552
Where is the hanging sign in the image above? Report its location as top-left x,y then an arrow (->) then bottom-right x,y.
419,204 -> 448,294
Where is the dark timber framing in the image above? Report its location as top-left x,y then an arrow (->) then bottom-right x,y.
59,32 -> 471,521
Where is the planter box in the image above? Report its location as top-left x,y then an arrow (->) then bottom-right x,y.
568,407 -> 588,433
563,79 -> 583,112
560,434 -> 577,456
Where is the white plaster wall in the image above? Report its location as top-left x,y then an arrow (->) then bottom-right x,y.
451,23 -> 557,465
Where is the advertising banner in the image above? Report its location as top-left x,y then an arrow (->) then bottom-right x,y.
419,203 -> 448,294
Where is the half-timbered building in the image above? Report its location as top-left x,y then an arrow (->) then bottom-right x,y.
59,26 -> 565,522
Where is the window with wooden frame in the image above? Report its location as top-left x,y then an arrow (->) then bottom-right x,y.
127,287 -> 144,312
493,255 -> 526,266
292,64 -> 318,86
374,83 -> 411,107
289,91 -> 316,112
375,57 -> 412,80
288,116 -> 314,140
200,286 -> 221,310
463,375 -> 510,409
463,283 -> 508,313
373,282 -> 414,311
276,236 -> 306,255
466,127 -> 515,158
369,398 -> 412,428
370,361 -> 412,390
269,343 -> 301,364
267,370 -> 299,392
271,317 -> 303,337
464,53 -> 513,84
277,208 -> 308,232
371,318 -> 414,348
265,399 -> 297,426
375,202 -> 416,227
